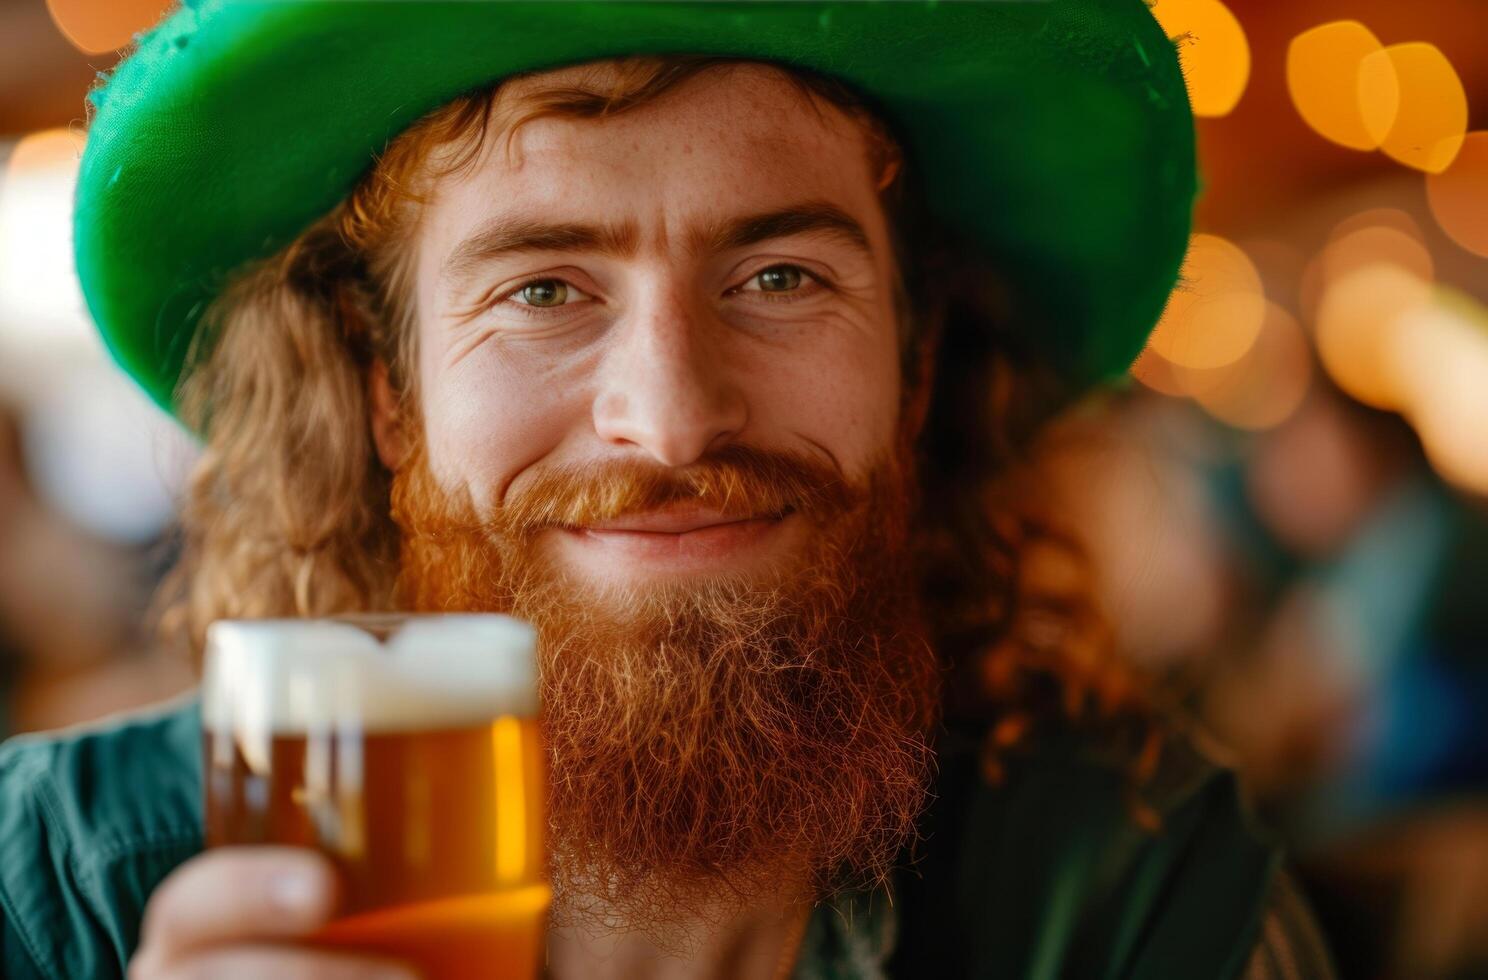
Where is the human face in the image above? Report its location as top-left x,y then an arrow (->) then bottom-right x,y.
379,63 -> 904,590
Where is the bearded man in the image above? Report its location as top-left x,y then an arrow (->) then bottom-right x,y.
0,2 -> 1336,978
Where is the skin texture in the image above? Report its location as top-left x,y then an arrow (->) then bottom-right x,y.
374,63 -> 904,590
132,64 -> 913,979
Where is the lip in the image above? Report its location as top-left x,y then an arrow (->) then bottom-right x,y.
580,504 -> 789,534
550,506 -> 799,575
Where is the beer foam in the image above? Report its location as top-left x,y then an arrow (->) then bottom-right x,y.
202,615 -> 539,734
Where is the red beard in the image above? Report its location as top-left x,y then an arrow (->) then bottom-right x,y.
389,438 -> 939,942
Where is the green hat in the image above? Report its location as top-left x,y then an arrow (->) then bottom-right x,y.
75,0 -> 1195,416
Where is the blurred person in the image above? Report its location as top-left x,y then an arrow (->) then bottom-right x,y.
1030,379 -> 1458,810
1015,392 -> 1363,815
1038,373 -> 1488,979
1218,385 -> 1436,805
1241,386 -> 1488,980
0,3 -> 1338,979
1018,397 -> 1235,675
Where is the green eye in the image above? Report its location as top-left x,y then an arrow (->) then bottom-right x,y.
519,280 -> 567,307
757,266 -> 802,292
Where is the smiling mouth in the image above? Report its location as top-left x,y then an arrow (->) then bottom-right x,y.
572,504 -> 795,535
548,504 -> 799,573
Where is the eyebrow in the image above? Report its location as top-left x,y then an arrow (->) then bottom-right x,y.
439,200 -> 873,289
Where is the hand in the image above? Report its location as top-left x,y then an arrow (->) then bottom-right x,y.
128,846 -> 420,979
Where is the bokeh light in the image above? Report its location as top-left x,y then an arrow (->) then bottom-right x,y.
0,129 -> 92,351
1359,42 -> 1468,174
1393,291 -> 1488,496
1322,224 -> 1435,288
1315,263 -> 1432,411
1147,234 -> 1266,370
1288,21 -> 1393,151
1187,303 -> 1314,431
1,128 -> 78,183
1129,345 -> 1191,397
45,0 -> 172,56
1329,207 -> 1426,242
1426,131 -> 1488,259
1135,300 -> 1313,432
1301,210 -> 1432,323
1148,0 -> 1251,118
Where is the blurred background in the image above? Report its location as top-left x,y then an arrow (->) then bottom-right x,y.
1,0 -> 1486,976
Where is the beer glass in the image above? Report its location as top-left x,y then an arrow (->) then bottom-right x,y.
202,613 -> 548,979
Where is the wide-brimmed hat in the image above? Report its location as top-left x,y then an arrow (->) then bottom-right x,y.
74,0 -> 1195,414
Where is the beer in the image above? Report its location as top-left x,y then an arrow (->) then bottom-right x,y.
202,615 -> 548,979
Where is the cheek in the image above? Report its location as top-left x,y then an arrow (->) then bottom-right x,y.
417,346 -> 581,512
743,318 -> 902,470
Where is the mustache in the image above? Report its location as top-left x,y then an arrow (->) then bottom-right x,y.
492,443 -> 859,533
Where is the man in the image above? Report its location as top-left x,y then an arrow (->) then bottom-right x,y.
0,2 -> 1336,978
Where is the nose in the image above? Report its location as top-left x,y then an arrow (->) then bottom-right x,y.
592,288 -> 747,466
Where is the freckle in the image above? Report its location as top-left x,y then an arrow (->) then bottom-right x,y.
682,144 -> 693,155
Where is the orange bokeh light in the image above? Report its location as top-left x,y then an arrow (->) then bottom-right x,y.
1359,42 -> 1468,174
1136,301 -> 1313,431
4,128 -> 81,175
1288,21 -> 1393,151
1321,225 -> 1434,289
1394,292 -> 1488,496
1329,207 -> 1425,242
1148,0 -> 1251,118
1302,210 -> 1431,323
45,0 -> 170,55
1130,346 -> 1191,397
1148,234 -> 1266,371
1426,131 -> 1488,259
1187,303 -> 1313,431
1315,263 -> 1432,411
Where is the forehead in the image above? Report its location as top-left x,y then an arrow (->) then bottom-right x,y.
420,62 -> 882,236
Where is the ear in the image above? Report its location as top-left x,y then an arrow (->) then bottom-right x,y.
367,358 -> 407,470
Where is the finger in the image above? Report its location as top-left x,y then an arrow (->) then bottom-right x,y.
137,847 -> 340,956
148,944 -> 419,980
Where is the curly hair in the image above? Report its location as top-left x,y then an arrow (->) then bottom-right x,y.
154,54 -> 1166,806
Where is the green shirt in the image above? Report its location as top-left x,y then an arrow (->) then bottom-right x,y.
0,695 -> 1295,979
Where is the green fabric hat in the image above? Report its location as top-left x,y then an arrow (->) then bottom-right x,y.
75,0 -> 1195,416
